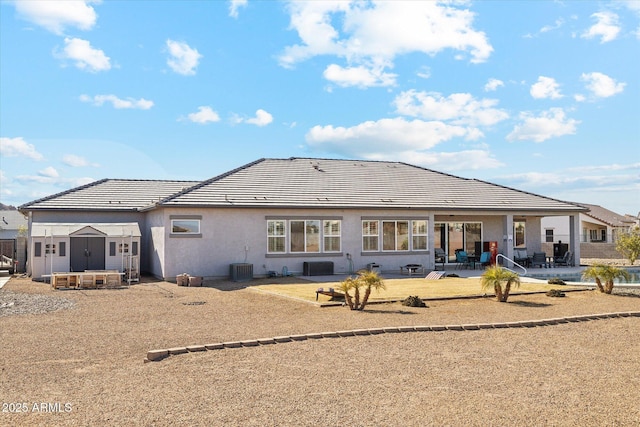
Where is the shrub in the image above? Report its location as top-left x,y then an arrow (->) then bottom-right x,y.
546,289 -> 566,297
548,278 -> 567,286
402,295 -> 426,307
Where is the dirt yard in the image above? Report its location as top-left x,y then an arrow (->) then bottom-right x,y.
1,276 -> 639,426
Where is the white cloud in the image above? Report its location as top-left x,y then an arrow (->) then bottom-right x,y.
323,63 -> 397,88
56,37 -> 111,72
393,90 -> 509,127
397,150 -> 504,171
279,1 -> 492,88
166,39 -> 202,75
12,0 -> 99,35
416,66 -> 431,80
62,154 -> 99,167
39,166 -> 59,178
582,11 -> 620,43
80,94 -> 154,109
507,108 -> 580,143
306,117 -> 474,157
540,18 -> 565,34
530,76 -> 563,99
229,0 -> 248,18
187,106 -> 221,124
245,109 -> 273,126
305,118 -> 502,170
0,137 -> 44,160
484,78 -> 504,92
580,72 -> 626,98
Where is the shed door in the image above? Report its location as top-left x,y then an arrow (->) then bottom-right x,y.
70,237 -> 105,271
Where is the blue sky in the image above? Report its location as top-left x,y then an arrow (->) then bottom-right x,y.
1,0 -> 639,215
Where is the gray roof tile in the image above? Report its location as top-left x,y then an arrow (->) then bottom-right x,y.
159,158 -> 586,213
20,179 -> 200,211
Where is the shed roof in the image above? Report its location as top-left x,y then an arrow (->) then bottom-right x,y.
31,223 -> 141,237
20,179 -> 199,211
158,158 -> 586,213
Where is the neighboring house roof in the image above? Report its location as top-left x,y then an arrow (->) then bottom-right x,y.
579,203 -> 635,227
19,179 -> 200,211
158,158 -> 586,212
31,223 -> 141,238
0,210 -> 28,239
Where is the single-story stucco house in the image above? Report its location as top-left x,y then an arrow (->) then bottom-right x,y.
19,157 -> 588,280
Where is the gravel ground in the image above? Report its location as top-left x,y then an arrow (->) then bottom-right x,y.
1,275 -> 639,426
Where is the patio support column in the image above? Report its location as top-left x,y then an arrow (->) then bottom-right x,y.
503,214 -> 514,262
569,214 -> 580,266
428,212 -> 435,270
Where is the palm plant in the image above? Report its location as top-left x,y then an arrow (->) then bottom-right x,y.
338,270 -> 386,310
480,265 -> 521,302
582,264 -> 630,294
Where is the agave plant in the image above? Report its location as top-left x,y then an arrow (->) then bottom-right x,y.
582,264 -> 630,294
480,265 -> 521,302
338,270 -> 386,310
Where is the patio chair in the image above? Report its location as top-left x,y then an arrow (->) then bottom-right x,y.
478,251 -> 491,269
531,252 -> 547,268
513,248 -> 530,267
554,251 -> 573,267
455,250 -> 472,270
434,248 -> 447,270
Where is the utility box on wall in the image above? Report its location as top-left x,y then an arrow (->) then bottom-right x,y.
230,263 -> 253,281
303,261 -> 334,276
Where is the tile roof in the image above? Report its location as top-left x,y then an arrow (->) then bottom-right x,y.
159,158 -> 586,213
0,210 -> 28,229
579,203 -> 634,227
19,179 -> 200,211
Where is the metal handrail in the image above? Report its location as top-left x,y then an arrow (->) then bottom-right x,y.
496,254 -> 527,276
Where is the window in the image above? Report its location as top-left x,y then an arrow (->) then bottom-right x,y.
545,229 -> 554,243
514,221 -> 525,247
362,220 -> 379,252
132,241 -> 138,256
267,218 -> 341,255
383,220 -> 409,251
434,222 -> 483,261
34,242 -> 42,257
291,220 -> 320,253
363,219 -> 427,252
59,242 -> 66,257
412,220 -> 428,250
267,220 -> 286,253
323,220 -> 341,252
110,242 -> 116,256
171,219 -> 200,234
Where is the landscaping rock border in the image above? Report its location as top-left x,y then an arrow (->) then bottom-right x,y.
145,310 -> 640,362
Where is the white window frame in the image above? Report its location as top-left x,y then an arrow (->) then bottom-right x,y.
412,220 -> 428,251
363,219 -> 429,252
266,218 -> 342,255
362,220 -> 379,252
267,220 -> 286,254
323,220 -> 341,253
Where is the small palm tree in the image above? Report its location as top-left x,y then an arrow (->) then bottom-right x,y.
582,264 -> 630,294
481,265 -> 521,302
338,270 -> 386,310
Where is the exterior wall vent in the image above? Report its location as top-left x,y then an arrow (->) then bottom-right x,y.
230,263 -> 253,281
